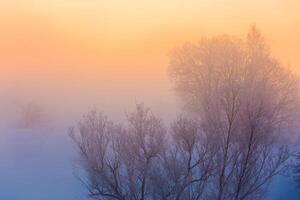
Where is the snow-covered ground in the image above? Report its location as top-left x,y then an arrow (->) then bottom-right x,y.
0,126 -> 298,200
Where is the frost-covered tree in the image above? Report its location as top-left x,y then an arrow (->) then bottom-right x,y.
71,26 -> 299,200
169,26 -> 299,200
71,105 -> 216,200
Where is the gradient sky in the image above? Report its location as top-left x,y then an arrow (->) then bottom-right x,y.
0,2 -> 299,199
0,0 -> 300,121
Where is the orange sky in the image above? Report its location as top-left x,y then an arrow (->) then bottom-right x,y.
0,0 -> 300,120
1,0 -> 299,68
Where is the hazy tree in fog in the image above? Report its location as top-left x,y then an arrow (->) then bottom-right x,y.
16,102 -> 49,128
162,116 -> 216,200
70,104 -> 166,200
71,26 -> 299,200
71,105 -> 217,200
169,26 -> 299,200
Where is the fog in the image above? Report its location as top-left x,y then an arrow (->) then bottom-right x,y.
1,1 -> 300,125
0,64 -> 179,126
0,0 -> 300,199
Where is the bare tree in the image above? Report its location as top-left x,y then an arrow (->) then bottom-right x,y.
148,116 -> 216,200
71,104 -> 169,200
71,105 -> 217,200
169,26 -> 299,200
71,26 -> 299,200
166,116 -> 216,200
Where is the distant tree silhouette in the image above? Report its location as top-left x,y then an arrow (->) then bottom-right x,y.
17,102 -> 49,128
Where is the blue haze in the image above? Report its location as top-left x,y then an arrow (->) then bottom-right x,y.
0,127 -> 298,200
